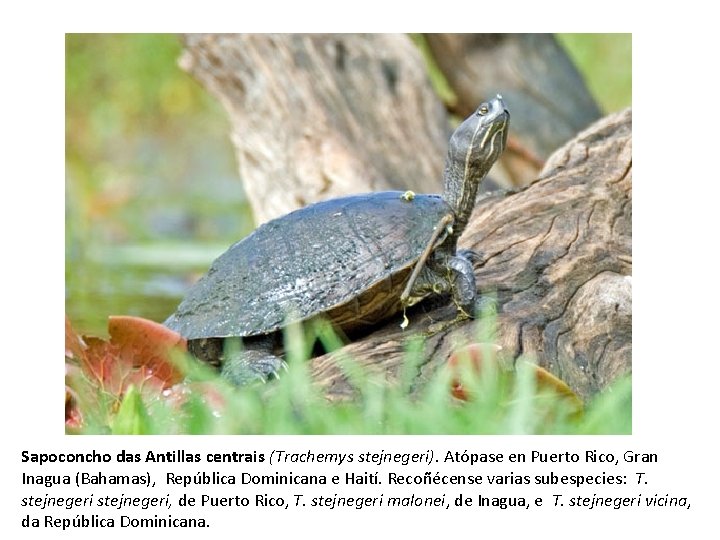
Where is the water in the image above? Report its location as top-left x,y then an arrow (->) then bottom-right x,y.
65,166 -> 255,337
66,34 -> 257,337
65,242 -> 232,336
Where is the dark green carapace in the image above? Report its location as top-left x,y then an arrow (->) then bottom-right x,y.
166,192 -> 451,339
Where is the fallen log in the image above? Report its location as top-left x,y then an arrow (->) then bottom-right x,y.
311,108 -> 632,402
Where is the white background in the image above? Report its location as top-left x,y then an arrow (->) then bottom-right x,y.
2,2 -> 719,538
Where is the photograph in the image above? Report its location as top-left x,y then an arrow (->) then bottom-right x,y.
65,33 -> 632,435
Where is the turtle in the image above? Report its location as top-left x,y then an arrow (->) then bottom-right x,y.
165,95 -> 509,385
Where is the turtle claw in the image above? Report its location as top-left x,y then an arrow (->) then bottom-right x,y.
456,304 -> 474,321
427,307 -> 475,334
268,362 -> 288,381
221,351 -> 286,387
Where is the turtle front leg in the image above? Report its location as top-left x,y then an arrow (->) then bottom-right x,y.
220,335 -> 286,387
447,253 -> 477,318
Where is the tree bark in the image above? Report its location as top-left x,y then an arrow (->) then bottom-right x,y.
310,109 -> 632,403
181,33 -> 603,223
180,34 -> 448,224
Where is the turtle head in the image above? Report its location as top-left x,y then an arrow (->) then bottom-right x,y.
442,95 -> 509,240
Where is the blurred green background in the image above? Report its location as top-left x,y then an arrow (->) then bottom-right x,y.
65,33 -> 631,336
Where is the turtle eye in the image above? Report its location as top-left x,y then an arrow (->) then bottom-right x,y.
478,103 -> 489,115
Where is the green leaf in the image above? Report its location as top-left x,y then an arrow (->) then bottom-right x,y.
112,385 -> 152,435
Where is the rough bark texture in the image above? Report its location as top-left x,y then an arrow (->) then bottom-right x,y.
180,34 -> 448,224
181,34 -> 603,223
424,34 -> 602,188
311,109 -> 632,403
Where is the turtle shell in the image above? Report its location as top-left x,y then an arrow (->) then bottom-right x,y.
165,191 -> 453,340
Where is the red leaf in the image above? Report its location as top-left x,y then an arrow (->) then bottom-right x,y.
65,315 -> 192,431
517,360 -> 584,413
108,315 -> 186,387
447,343 -> 502,401
65,363 -> 83,429
447,343 -> 584,414
82,336 -> 124,391
65,315 -> 87,360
